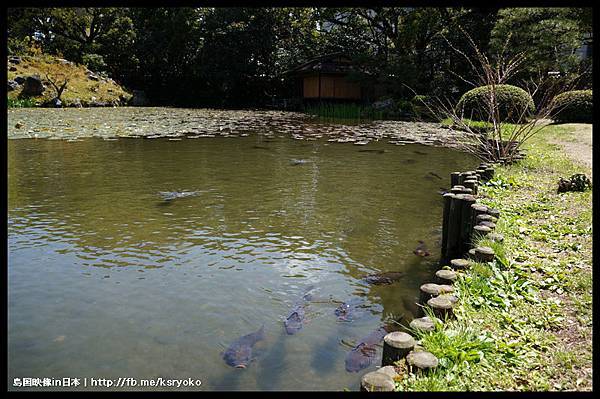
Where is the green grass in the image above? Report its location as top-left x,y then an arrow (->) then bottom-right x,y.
440,117 -> 523,135
395,123 -> 592,391
304,102 -> 384,121
7,97 -> 38,108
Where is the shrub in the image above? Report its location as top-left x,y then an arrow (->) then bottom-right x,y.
411,95 -> 436,120
550,90 -> 592,123
82,53 -> 107,73
458,84 -> 535,123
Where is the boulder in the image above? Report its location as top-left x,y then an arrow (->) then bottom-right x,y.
87,73 -> 100,81
8,80 -> 19,91
9,56 -> 21,64
9,66 -> 17,72
21,75 -> 45,96
14,76 -> 25,84
45,98 -> 62,108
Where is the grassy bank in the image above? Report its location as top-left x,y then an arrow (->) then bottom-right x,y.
394,123 -> 592,391
7,54 -> 131,107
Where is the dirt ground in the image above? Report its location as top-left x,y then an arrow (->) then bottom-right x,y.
549,123 -> 593,172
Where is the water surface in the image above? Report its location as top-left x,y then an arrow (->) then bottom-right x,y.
8,110 -> 476,390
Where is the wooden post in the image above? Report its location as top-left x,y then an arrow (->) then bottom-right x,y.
427,296 -> 454,319
409,316 -> 441,332
419,283 -> 441,305
463,180 -> 476,195
450,258 -> 470,270
487,208 -> 500,218
474,246 -> 495,262
472,224 -> 492,240
406,351 -> 439,373
459,194 -> 477,255
467,248 -> 477,260
450,172 -> 460,187
476,214 -> 496,223
479,220 -> 496,230
437,293 -> 458,304
360,371 -> 395,392
445,194 -> 464,261
419,283 -> 454,309
440,193 -> 454,260
435,269 -> 457,285
382,332 -> 415,366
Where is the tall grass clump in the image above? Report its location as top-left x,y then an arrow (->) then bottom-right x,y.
8,97 -> 38,108
304,102 -> 383,121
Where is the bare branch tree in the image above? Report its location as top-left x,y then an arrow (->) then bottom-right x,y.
412,28 -> 582,162
45,73 -> 69,104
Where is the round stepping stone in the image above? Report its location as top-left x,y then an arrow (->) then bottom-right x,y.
450,258 -> 470,270
474,246 -> 495,262
406,350 -> 439,371
479,221 -> 496,229
409,316 -> 441,332
471,203 -> 488,213
360,371 -> 395,392
437,284 -> 454,294
377,365 -> 399,379
382,332 -> 415,366
437,293 -> 459,304
473,224 -> 492,232
419,283 -> 441,302
476,214 -> 495,223
487,208 -> 500,218
427,296 -> 454,319
435,269 -> 457,284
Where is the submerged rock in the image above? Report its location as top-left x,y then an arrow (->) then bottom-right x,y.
364,271 -> 405,285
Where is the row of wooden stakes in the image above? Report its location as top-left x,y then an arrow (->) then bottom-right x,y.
360,162 -> 505,392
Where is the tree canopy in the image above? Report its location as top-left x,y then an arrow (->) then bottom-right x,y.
7,7 -> 592,107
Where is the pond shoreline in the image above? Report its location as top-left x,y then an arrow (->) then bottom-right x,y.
392,123 -> 592,391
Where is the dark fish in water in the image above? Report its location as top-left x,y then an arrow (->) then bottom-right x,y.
158,190 -> 200,202
428,172 -> 443,180
334,302 -> 353,321
414,150 -> 428,155
253,145 -> 270,150
284,285 -> 315,334
363,271 -> 405,285
333,298 -> 364,321
402,159 -> 417,164
358,149 -> 386,154
284,305 -> 307,334
290,159 -> 308,165
345,326 -> 388,372
413,240 -> 430,257
222,325 -> 265,369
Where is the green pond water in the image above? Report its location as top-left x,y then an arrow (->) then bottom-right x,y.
8,108 -> 477,391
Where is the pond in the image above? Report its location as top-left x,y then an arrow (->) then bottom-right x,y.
8,108 -> 477,391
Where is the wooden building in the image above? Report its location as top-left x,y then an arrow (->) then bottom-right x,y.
285,53 -> 364,101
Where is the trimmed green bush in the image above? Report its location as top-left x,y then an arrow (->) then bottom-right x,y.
550,90 -> 592,123
458,84 -> 535,123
